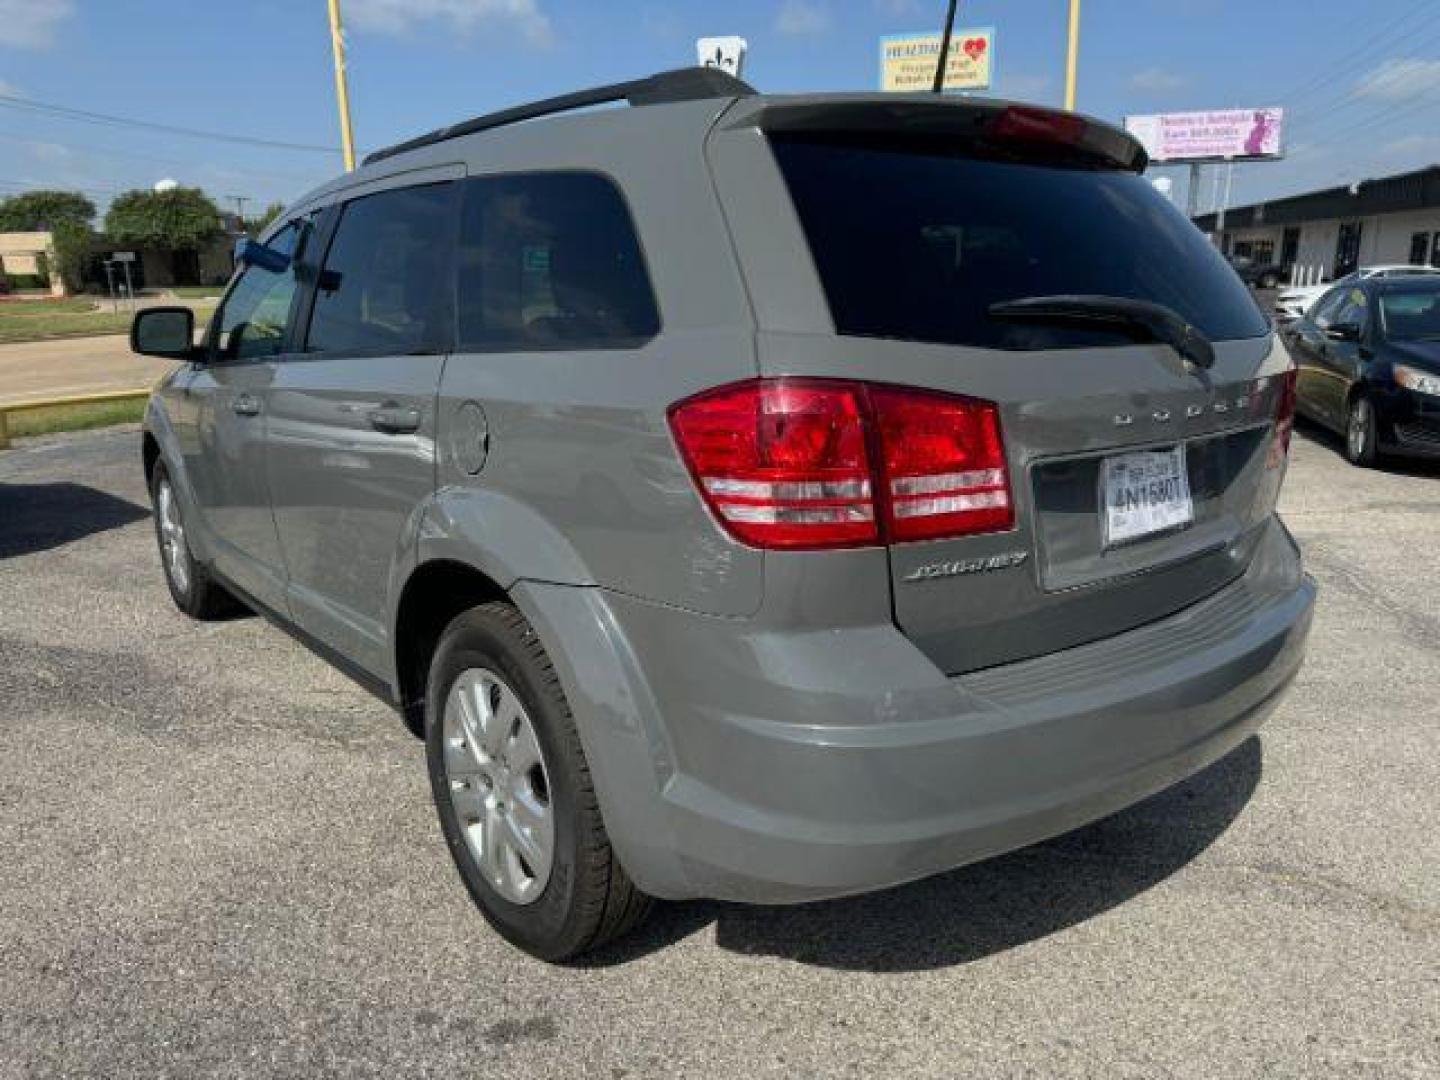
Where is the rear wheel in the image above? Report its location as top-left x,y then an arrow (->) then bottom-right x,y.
1345,393 -> 1379,468
150,461 -> 238,619
425,601 -> 651,960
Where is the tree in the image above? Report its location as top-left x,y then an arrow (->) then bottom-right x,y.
104,186 -> 224,285
246,202 -> 285,236
50,219 -> 92,294
0,189 -> 95,232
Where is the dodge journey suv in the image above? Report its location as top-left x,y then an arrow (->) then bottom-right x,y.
131,68 -> 1315,960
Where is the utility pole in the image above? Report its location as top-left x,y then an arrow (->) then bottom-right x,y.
1064,0 -> 1081,110
228,195 -> 249,226
327,0 -> 357,171
1186,162 -> 1202,218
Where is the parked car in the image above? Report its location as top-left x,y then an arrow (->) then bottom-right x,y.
131,68 -> 1315,960
1274,264 -> 1440,321
1228,254 -> 1286,289
1279,274 -> 1440,465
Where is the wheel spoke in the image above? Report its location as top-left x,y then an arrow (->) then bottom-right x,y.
480,796 -> 506,888
506,714 -> 544,776
507,789 -> 552,874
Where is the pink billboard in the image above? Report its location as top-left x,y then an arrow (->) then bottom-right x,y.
1123,108 -> 1284,164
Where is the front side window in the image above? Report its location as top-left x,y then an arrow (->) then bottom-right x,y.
770,134 -> 1269,350
306,183 -> 452,354
213,223 -> 300,361
456,172 -> 659,351
1309,288 -> 1348,329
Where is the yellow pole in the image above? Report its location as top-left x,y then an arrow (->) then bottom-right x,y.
327,0 -> 357,171
1064,0 -> 1081,111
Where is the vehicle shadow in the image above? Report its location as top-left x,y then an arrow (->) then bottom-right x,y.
0,481 -> 150,559
1294,418 -> 1440,478
580,736 -> 1263,972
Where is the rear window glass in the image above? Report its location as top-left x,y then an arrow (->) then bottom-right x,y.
770,135 -> 1269,349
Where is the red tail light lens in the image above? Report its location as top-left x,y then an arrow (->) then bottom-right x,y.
869,386 -> 1013,541
1268,367 -> 1298,469
668,379 -> 1013,550
666,380 -> 877,549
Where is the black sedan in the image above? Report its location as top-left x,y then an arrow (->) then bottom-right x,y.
1228,254 -> 1287,289
1279,275 -> 1440,467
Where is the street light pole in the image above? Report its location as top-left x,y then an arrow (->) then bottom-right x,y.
1064,0 -> 1081,110
327,0 -> 357,171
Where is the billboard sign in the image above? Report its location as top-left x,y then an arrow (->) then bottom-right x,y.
879,28 -> 994,93
1123,108 -> 1285,164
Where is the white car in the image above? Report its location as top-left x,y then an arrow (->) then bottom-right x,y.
1275,265 -> 1440,321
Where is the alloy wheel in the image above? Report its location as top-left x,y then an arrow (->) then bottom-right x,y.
156,479 -> 190,595
442,667 -> 555,905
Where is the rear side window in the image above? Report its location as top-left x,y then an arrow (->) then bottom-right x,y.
306,183 -> 452,354
456,172 -> 658,351
770,135 -> 1269,349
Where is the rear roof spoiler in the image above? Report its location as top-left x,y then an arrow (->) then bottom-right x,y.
726,96 -> 1148,173
365,67 -> 756,165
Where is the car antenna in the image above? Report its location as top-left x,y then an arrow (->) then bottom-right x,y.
932,0 -> 959,93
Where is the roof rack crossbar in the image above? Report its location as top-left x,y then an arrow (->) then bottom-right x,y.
363,67 -> 756,166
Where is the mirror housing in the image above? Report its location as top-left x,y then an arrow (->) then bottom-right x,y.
131,306 -> 197,360
1326,322 -> 1362,342
234,236 -> 291,274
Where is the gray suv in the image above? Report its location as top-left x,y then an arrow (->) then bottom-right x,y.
132,68 -> 1315,960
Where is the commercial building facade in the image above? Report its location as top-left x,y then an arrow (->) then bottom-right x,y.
1193,164 -> 1440,283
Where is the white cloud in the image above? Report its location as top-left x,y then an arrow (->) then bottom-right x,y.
346,0 -> 552,46
1129,67 -> 1187,93
1355,58 -> 1440,100
775,0 -> 831,37
0,0 -> 73,49
0,77 -> 19,97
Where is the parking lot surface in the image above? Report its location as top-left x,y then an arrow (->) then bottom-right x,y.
1,423 -> 1436,1079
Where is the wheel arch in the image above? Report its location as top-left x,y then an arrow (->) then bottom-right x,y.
391,559 -> 509,736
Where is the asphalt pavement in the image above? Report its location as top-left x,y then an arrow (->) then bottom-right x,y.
0,422 -> 1436,1079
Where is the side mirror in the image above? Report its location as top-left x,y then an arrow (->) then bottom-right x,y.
234,236 -> 291,274
131,306 -> 197,360
1325,322 -> 1362,342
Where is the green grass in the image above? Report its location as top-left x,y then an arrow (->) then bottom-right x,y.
0,299 -> 216,344
6,397 -> 147,438
167,285 -> 224,299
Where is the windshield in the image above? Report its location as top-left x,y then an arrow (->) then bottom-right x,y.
1379,287 -> 1440,341
770,134 -> 1269,350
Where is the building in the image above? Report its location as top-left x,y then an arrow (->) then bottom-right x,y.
0,231 -> 66,296
1193,164 -> 1440,282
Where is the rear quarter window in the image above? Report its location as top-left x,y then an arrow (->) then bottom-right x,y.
771,135 -> 1269,350
455,171 -> 659,351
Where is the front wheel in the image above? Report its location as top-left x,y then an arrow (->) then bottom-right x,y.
425,601 -> 651,960
1345,393 -> 1379,468
150,461 -> 238,619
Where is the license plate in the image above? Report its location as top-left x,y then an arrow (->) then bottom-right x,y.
1101,445 -> 1193,548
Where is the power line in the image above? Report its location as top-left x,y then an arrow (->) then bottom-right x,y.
0,128 -> 327,185
0,92 -> 342,156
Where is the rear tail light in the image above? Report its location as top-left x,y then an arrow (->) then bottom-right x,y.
668,379 -> 1013,550
1268,367 -> 1298,469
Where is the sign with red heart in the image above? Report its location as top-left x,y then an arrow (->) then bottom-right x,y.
878,27 -> 995,92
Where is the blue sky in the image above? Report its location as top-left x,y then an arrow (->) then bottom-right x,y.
1,0 -> 1438,221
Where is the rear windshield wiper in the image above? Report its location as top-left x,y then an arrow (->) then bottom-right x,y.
988,295 -> 1215,370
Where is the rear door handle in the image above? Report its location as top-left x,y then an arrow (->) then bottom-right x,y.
232,393 -> 261,417
367,403 -> 422,435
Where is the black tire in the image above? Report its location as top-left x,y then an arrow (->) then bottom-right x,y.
1344,393 -> 1380,468
425,601 -> 651,960
149,460 -> 239,619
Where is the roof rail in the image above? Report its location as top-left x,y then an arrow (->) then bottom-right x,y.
363,67 -> 757,166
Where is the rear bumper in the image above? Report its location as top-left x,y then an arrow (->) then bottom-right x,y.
515,518 -> 1314,904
